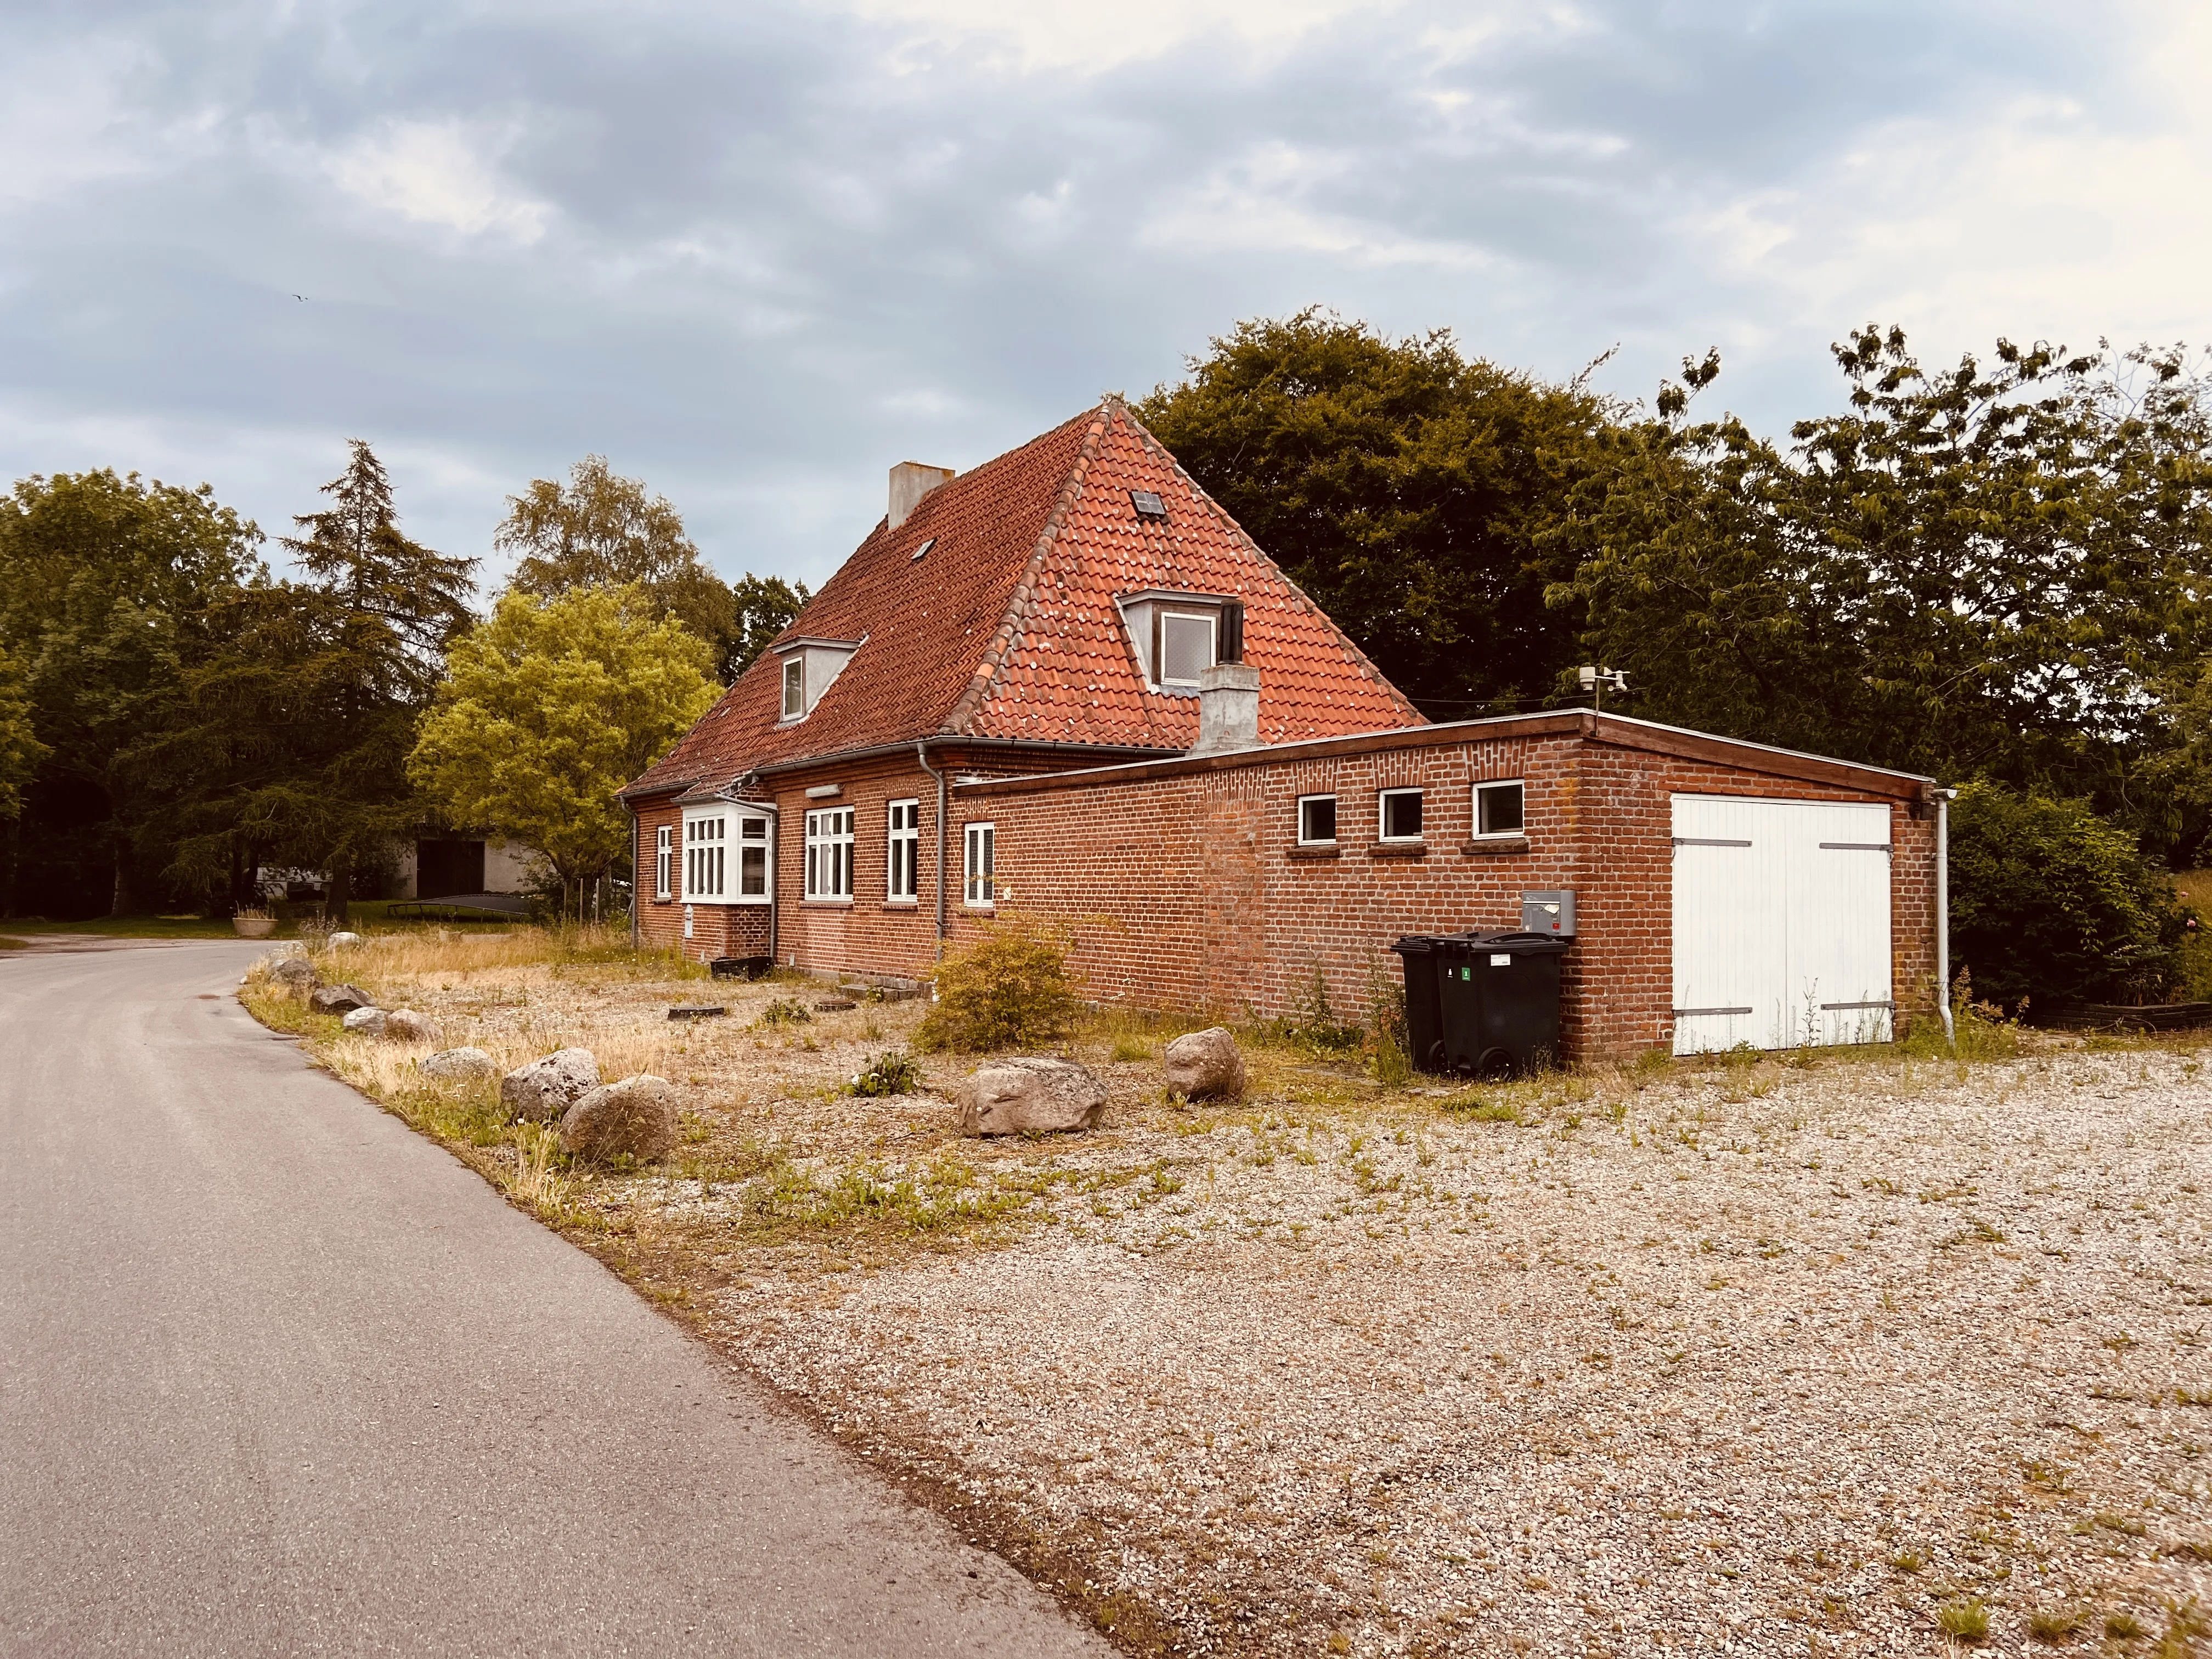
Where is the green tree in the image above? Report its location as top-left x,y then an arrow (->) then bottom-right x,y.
498,455 -> 808,682
408,585 -> 719,918
272,440 -> 476,921
1135,309 -> 1622,716
1555,331 -> 2212,847
0,645 -> 45,821
0,470 -> 262,916
1947,780 -> 2189,1008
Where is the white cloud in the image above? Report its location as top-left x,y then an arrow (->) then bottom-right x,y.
328,119 -> 551,243
839,0 -> 1398,72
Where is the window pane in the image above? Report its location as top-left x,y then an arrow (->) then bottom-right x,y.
1160,613 -> 1214,684
1383,791 -> 1423,839
1300,797 -> 1336,843
1479,783 -> 1525,836
783,658 -> 804,716
741,847 -> 765,895
741,819 -> 765,839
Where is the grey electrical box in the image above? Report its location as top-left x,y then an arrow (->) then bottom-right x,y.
1521,890 -> 1576,938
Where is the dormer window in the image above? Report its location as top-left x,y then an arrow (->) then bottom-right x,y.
772,636 -> 864,723
1114,591 -> 1245,695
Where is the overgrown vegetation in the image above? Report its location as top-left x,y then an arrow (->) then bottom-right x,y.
917,912 -> 1080,1052
848,1050 -> 922,1096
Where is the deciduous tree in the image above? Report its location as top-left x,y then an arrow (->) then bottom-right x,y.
408,585 -> 719,918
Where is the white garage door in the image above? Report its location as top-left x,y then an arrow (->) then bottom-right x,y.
1671,794 -> 1894,1055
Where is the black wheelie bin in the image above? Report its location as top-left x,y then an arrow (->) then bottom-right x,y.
1394,930 -> 1570,1077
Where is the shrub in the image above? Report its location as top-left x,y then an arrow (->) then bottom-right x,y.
1948,780 -> 2190,1008
1937,1598 -> 1989,1643
917,912 -> 1080,1052
849,1051 -> 922,1096
755,996 -> 813,1028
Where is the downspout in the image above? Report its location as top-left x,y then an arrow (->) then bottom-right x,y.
916,740 -> 949,955
1936,788 -> 1956,1047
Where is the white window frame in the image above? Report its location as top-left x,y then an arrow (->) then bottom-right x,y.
964,822 -> 996,909
1472,779 -> 1526,840
887,799 -> 921,904
1296,793 -> 1339,846
1156,609 -> 1218,689
804,806 -> 855,901
654,824 -> 673,901
781,657 -> 805,720
682,809 -> 729,901
735,814 -> 773,904
1377,788 -> 1424,844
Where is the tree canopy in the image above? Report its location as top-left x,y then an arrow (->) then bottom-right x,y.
408,585 -> 720,913
498,455 -> 807,682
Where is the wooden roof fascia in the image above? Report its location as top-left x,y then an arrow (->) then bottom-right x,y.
1112,399 -> 1428,729
935,408 -> 1112,738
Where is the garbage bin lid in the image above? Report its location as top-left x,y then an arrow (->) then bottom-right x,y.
1436,929 -> 1571,955
1389,935 -> 1443,955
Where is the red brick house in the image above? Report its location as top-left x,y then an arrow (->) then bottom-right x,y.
624,398 -> 1945,1062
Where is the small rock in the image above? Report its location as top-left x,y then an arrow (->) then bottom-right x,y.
1164,1026 -> 1246,1101
500,1048 -> 601,1122
420,1046 -> 496,1082
309,983 -> 373,1015
957,1057 -> 1107,1136
341,1006 -> 388,1036
267,956 -> 317,990
383,1008 -> 435,1043
560,1075 -> 678,1163
327,931 -> 366,949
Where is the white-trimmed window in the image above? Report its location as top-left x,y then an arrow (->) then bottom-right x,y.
781,658 -> 805,720
654,824 -> 673,900
888,799 -> 920,902
1297,794 -> 1338,845
964,822 -> 995,908
1472,780 -> 1526,839
805,807 -> 854,900
684,812 -> 727,900
1157,610 -> 1217,688
1378,788 -> 1424,843
738,816 -> 770,898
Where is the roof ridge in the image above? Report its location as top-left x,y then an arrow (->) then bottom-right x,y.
1113,399 -> 1426,728
936,403 -> 1112,736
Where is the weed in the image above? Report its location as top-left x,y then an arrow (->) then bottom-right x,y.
2107,1610 -> 2146,1639
848,1051 -> 923,1096
917,911 -> 1080,1052
1891,1548 -> 1925,1573
2028,1606 -> 2083,1642
1937,1599 -> 1989,1643
2094,1511 -> 2147,1536
756,997 -> 814,1029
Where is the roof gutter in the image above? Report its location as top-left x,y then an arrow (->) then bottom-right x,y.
752,735 -> 1172,776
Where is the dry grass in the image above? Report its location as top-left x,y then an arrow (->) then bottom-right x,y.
239,929 -> 2212,1658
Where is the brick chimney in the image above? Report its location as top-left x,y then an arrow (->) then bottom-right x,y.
1187,663 -> 1261,758
888,461 -> 955,529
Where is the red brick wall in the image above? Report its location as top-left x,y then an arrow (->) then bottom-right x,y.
949,732 -> 1937,1062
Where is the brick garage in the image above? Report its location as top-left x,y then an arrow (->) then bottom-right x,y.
949,711 -> 1939,1064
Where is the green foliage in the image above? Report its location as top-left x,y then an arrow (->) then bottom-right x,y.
1554,331 -> 2212,849
1263,966 -> 1364,1056
1136,308 -> 1620,717
848,1051 -> 922,1096
916,913 -> 1081,1052
1949,780 -> 2190,1007
498,455 -> 808,683
409,585 -> 718,909
754,996 -> 814,1028
0,645 -> 44,820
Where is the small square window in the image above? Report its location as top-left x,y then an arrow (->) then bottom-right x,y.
1474,780 -> 1525,838
1158,611 -> 1216,686
1298,795 -> 1338,845
1379,788 -> 1423,842
1130,489 -> 1168,520
781,657 -> 804,719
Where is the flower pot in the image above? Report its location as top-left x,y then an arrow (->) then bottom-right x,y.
233,917 -> 276,938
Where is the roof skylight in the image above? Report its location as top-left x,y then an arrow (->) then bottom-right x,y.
910,537 -> 935,562
1129,490 -> 1168,521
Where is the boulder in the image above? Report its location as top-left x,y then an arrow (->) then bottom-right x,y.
956,1057 -> 1107,1136
560,1075 -> 678,1163
1164,1026 -> 1246,1101
309,983 -> 373,1015
267,956 -> 317,991
327,931 -> 366,950
420,1046 -> 497,1083
341,1006 -> 388,1036
500,1048 -> 601,1123
383,1008 -> 435,1043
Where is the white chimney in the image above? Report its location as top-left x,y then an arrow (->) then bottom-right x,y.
888,461 -> 955,529
1187,663 -> 1261,758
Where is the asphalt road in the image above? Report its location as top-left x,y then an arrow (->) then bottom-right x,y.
0,940 -> 1106,1657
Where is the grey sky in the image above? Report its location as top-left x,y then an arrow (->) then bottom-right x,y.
2,1 -> 2204,593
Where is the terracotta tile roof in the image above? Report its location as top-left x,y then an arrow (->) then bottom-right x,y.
625,401 -> 1423,798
